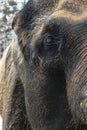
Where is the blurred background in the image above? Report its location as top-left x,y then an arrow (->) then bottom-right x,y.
0,0 -> 28,59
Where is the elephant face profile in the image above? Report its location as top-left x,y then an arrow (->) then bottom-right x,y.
0,0 -> 87,130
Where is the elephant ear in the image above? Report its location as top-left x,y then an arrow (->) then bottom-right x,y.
12,13 -> 18,30
12,12 -> 21,33
12,12 -> 31,69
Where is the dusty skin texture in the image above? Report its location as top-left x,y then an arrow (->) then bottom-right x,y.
0,0 -> 87,130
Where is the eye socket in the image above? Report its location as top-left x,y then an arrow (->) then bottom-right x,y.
44,35 -> 55,46
43,35 -> 58,52
46,36 -> 52,45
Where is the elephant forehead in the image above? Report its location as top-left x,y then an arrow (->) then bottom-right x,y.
58,0 -> 87,13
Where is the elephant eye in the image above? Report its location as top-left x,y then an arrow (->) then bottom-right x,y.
44,35 -> 54,46
43,35 -> 58,52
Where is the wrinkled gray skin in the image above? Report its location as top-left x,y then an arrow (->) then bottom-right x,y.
0,0 -> 87,130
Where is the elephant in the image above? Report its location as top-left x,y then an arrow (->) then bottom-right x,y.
0,0 -> 87,130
